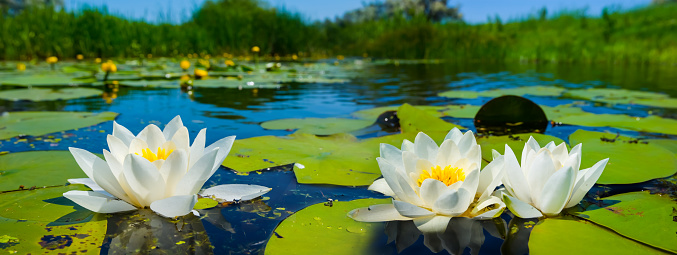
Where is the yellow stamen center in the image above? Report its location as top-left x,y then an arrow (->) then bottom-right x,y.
136,147 -> 173,162
417,165 -> 465,186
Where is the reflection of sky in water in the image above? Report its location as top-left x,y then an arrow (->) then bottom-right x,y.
1,62 -> 675,254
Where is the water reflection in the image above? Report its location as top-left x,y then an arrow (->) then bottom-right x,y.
501,217 -> 540,255
101,209 -> 212,254
378,217 -> 507,255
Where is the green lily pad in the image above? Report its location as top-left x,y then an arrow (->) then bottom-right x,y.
476,133 -> 565,164
439,105 -> 482,119
0,185 -> 96,222
0,151 -> 90,192
0,111 -> 118,139
261,118 -> 373,135
540,104 -> 587,120
192,78 -> 284,89
646,139 -> 677,155
223,132 -> 419,186
529,218 -> 667,255
575,191 -> 677,253
438,86 -> 565,99
118,80 -> 180,88
0,74 -> 95,86
398,103 -> 464,133
193,198 -> 219,210
564,88 -> 677,108
0,216 -> 107,254
95,72 -> 141,81
569,130 -> 677,184
0,87 -> 102,101
264,198 -> 390,255
556,113 -> 677,135
351,105 -> 445,120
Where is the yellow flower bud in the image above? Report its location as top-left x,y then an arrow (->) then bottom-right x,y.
337,55 -> 345,60
180,60 -> 191,70
76,54 -> 84,60
225,60 -> 235,67
292,54 -> 298,60
194,69 -> 208,78
101,61 -> 117,72
17,63 -> 26,71
46,56 -> 58,64
95,58 -> 102,63
252,46 -> 260,53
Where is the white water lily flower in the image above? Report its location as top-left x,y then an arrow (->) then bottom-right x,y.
64,116 -> 271,218
500,137 -> 609,218
349,128 -> 506,232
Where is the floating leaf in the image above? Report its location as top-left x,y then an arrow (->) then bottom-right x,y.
0,185 -> 95,222
0,216 -> 107,253
439,104 -> 481,119
352,105 -> 445,120
477,133 -> 565,164
529,218 -> 665,255
0,111 -> 117,139
0,151 -> 91,192
0,87 -> 102,101
540,104 -> 587,120
264,198 -> 390,255
576,191 -> 677,253
646,139 -> 677,155
118,80 -> 180,88
0,74 -> 94,86
569,130 -> 677,184
564,88 -> 677,108
474,96 -> 548,135
556,113 -> 677,135
261,118 -> 373,135
398,103 -> 464,133
438,86 -> 565,99
193,198 -> 219,210
192,78 -> 284,89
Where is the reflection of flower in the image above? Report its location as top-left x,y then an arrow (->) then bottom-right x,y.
500,137 -> 609,218
384,217 -> 506,255
64,116 -> 271,218
349,128 -> 506,232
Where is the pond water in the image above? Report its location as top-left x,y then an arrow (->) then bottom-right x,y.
1,61 -> 675,254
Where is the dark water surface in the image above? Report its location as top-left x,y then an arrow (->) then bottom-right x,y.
1,61 -> 675,254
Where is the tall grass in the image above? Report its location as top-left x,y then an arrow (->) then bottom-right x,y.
1,0 -> 676,64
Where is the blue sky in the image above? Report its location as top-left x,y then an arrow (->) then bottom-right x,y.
65,0 -> 652,24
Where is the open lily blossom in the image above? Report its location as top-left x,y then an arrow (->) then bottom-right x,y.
500,137 -> 609,218
64,116 -> 272,218
349,128 -> 506,232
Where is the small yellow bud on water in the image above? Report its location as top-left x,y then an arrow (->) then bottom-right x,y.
252,46 -> 260,53
180,60 -> 191,70
76,54 -> 84,60
46,56 -> 58,64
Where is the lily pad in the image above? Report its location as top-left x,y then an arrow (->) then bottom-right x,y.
556,113 -> 677,135
398,103 -> 464,133
352,105 -> 445,120
438,85 -> 565,99
193,198 -> 219,210
646,139 -> 677,155
564,88 -> 677,108
223,132 -> 418,186
0,74 -> 95,86
540,104 -> 587,120
0,151 -> 90,192
575,191 -> 677,253
0,185 -> 95,222
439,105 -> 481,119
0,87 -> 102,101
477,133 -> 565,164
261,118 -> 373,135
0,111 -> 118,139
192,78 -> 284,89
569,130 -> 677,184
118,80 -> 180,88
264,198 -> 390,255
0,216 -> 107,254
529,218 -> 666,255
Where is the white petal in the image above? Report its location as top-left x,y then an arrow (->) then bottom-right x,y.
413,215 -> 452,234
526,150 -> 557,206
68,147 -> 98,181
402,151 -> 420,178
460,167 -> 480,196
91,156 -> 133,203
368,178 -> 396,197
456,130 -> 477,156
128,138 -> 149,155
102,149 -> 123,177
522,136 -> 541,164
189,128 -> 207,168
502,194 -> 543,218
433,188 -> 472,216
435,139 -> 460,167
538,166 -> 575,216
150,195 -> 197,218
106,135 -> 129,165
68,178 -> 106,193
478,155 -> 504,200
444,127 -> 464,144
565,158 -> 609,208
171,127 -> 190,152
380,143 -> 403,165
63,190 -> 136,213
393,200 -> 435,218
136,124 -> 166,150
201,184 -> 271,202
473,208 -> 505,220
503,144 -> 532,204
552,142 -> 570,166
162,116 -> 184,141
401,139 -> 415,152
205,135 -> 236,176
378,157 -> 406,201
414,132 -> 438,163
159,149 -> 188,196
113,121 -> 135,146
122,154 -> 167,207
348,203 -> 411,222
173,149 -> 219,196
471,196 -> 503,215
419,179 -> 448,208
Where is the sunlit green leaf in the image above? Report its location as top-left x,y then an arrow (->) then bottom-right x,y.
0,87 -> 102,101
439,104 -> 481,119
529,218 -> 666,255
569,130 -> 677,184
438,86 -> 565,99
556,113 -> 677,135
192,78 -> 284,89
0,111 -> 118,139
576,191 -> 677,253
564,88 -> 677,108
0,216 -> 107,253
0,185 -> 94,222
398,103 -> 464,133
261,118 -> 373,135
118,80 -> 180,88
264,198 -> 390,255
351,105 -> 444,120
193,198 -> 218,210
0,151 -> 91,192
0,74 -> 94,86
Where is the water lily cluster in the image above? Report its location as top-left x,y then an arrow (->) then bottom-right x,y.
349,128 -> 608,232
64,116 -> 271,218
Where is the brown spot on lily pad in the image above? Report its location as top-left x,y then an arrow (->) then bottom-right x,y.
39,235 -> 73,250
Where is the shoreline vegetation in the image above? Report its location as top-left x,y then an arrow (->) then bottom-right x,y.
1,0 -> 676,64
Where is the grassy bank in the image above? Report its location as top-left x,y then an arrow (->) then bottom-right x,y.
1,0 -> 676,64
